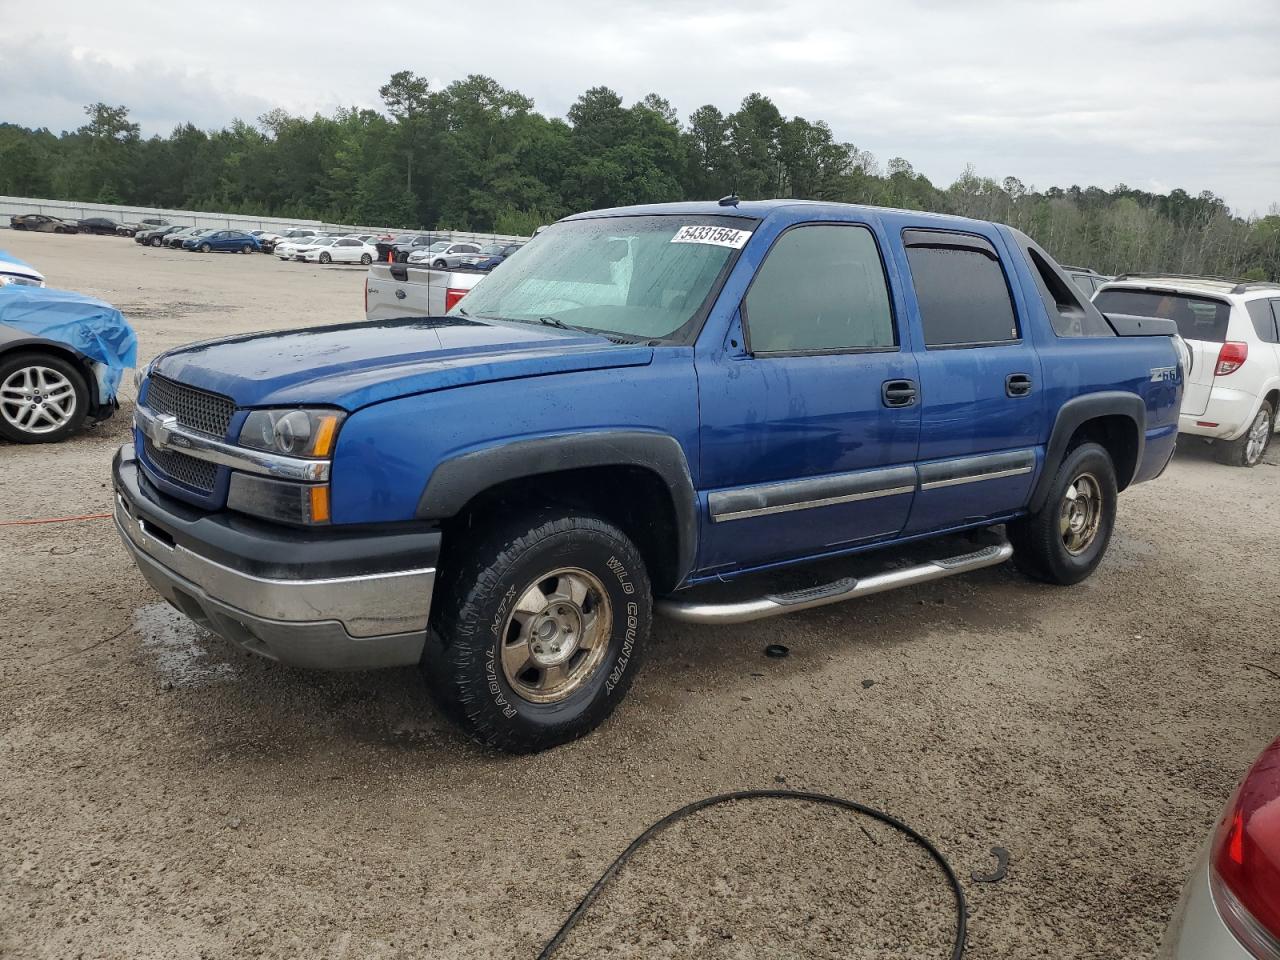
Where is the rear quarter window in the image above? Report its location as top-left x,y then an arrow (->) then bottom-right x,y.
1093,289 -> 1231,343
905,243 -> 1019,346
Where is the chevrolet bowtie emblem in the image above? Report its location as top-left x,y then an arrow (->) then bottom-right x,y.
151,414 -> 179,451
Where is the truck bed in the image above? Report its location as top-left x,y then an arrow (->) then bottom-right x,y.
364,263 -> 487,320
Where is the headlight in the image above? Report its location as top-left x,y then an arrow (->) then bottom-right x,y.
239,409 -> 345,458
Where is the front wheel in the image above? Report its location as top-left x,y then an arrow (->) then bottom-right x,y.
360,253 -> 372,265
1216,402 -> 1272,467
1009,442 -> 1117,585
425,509 -> 652,753
432,259 -> 447,269
0,352 -> 88,444
199,243 -> 211,253
319,252 -> 331,264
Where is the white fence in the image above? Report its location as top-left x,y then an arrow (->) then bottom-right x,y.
0,196 -> 525,245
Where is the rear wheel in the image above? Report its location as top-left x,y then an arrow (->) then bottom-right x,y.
1009,442 -> 1117,585
1215,402 -> 1272,467
0,352 -> 88,444
241,244 -> 252,254
360,253 -> 372,265
150,236 -> 162,246
424,508 -> 652,753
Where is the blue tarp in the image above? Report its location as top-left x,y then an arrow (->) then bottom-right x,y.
0,249 -> 36,270
0,286 -> 137,400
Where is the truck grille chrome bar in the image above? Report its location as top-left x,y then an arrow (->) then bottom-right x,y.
134,402 -> 330,482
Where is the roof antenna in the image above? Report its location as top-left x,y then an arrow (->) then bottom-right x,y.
718,193 -> 740,207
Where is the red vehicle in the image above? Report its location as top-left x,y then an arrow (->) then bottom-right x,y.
1161,735 -> 1280,958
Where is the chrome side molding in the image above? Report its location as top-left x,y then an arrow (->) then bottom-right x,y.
656,541 -> 1014,625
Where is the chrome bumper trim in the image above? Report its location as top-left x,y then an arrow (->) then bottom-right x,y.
114,493 -> 433,639
134,402 -> 331,482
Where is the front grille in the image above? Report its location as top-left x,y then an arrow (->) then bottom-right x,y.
146,375 -> 235,438
143,438 -> 218,493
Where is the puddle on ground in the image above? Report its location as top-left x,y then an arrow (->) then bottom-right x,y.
134,603 -> 236,687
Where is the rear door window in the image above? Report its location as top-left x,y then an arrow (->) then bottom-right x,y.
1247,300 -> 1280,343
904,237 -> 1019,346
1093,289 -> 1231,343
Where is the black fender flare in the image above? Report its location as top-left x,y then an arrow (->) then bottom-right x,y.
1030,391 -> 1146,513
417,430 -> 699,584
0,327 -> 103,411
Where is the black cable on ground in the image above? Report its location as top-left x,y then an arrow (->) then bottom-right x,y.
538,788 -> 967,960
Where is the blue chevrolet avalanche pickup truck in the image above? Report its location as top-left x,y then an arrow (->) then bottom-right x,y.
113,200 -> 1183,752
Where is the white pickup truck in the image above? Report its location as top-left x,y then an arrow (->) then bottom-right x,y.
364,263 -> 487,320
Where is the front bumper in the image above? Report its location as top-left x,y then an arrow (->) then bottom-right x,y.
112,443 -> 438,670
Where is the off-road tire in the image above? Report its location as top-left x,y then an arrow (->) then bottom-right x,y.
1009,442 -> 1117,585
0,351 -> 89,444
424,508 -> 652,753
1215,401 -> 1272,467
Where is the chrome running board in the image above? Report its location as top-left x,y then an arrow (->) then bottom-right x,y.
656,542 -> 1014,625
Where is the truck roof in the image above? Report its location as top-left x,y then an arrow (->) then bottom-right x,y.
563,199 -> 996,232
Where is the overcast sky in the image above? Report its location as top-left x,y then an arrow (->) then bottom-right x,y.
2,0 -> 1277,214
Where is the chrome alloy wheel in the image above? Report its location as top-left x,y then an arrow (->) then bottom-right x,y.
1245,408 -> 1271,465
500,567 -> 612,704
1060,472 -> 1103,556
0,365 -> 77,435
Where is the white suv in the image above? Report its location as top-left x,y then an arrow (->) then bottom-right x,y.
1095,276 -> 1280,467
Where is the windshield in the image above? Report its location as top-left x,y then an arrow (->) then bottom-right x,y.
478,244 -> 504,255
1094,288 -> 1231,343
427,241 -> 451,252
313,237 -> 337,246
452,215 -> 753,340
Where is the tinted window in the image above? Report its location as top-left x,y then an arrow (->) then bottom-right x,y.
1093,289 -> 1231,343
1246,299 -> 1279,343
744,224 -> 895,354
906,245 -> 1018,346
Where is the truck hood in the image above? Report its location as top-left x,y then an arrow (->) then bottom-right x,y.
149,316 -> 654,410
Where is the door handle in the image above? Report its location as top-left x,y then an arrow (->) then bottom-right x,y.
882,379 -> 918,408
1006,373 -> 1033,397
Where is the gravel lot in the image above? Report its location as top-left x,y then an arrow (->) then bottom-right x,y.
1,230 -> 1277,960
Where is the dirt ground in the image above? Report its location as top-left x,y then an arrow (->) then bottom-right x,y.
1,230 -> 1277,960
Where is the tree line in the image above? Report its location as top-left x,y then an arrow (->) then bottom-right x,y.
2,73 -> 1277,280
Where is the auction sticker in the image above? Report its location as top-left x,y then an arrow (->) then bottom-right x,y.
670,225 -> 752,248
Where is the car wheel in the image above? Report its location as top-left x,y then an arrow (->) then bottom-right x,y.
150,236 -> 162,246
0,352 -> 89,444
360,253 -> 372,265
199,243 -> 211,253
1008,441 -> 1117,586
433,259 -> 447,269
241,244 -> 252,254
319,252 -> 331,264
1216,401 -> 1273,467
424,507 -> 652,753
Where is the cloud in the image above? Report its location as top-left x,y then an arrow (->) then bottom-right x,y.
1,0 -> 1277,214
